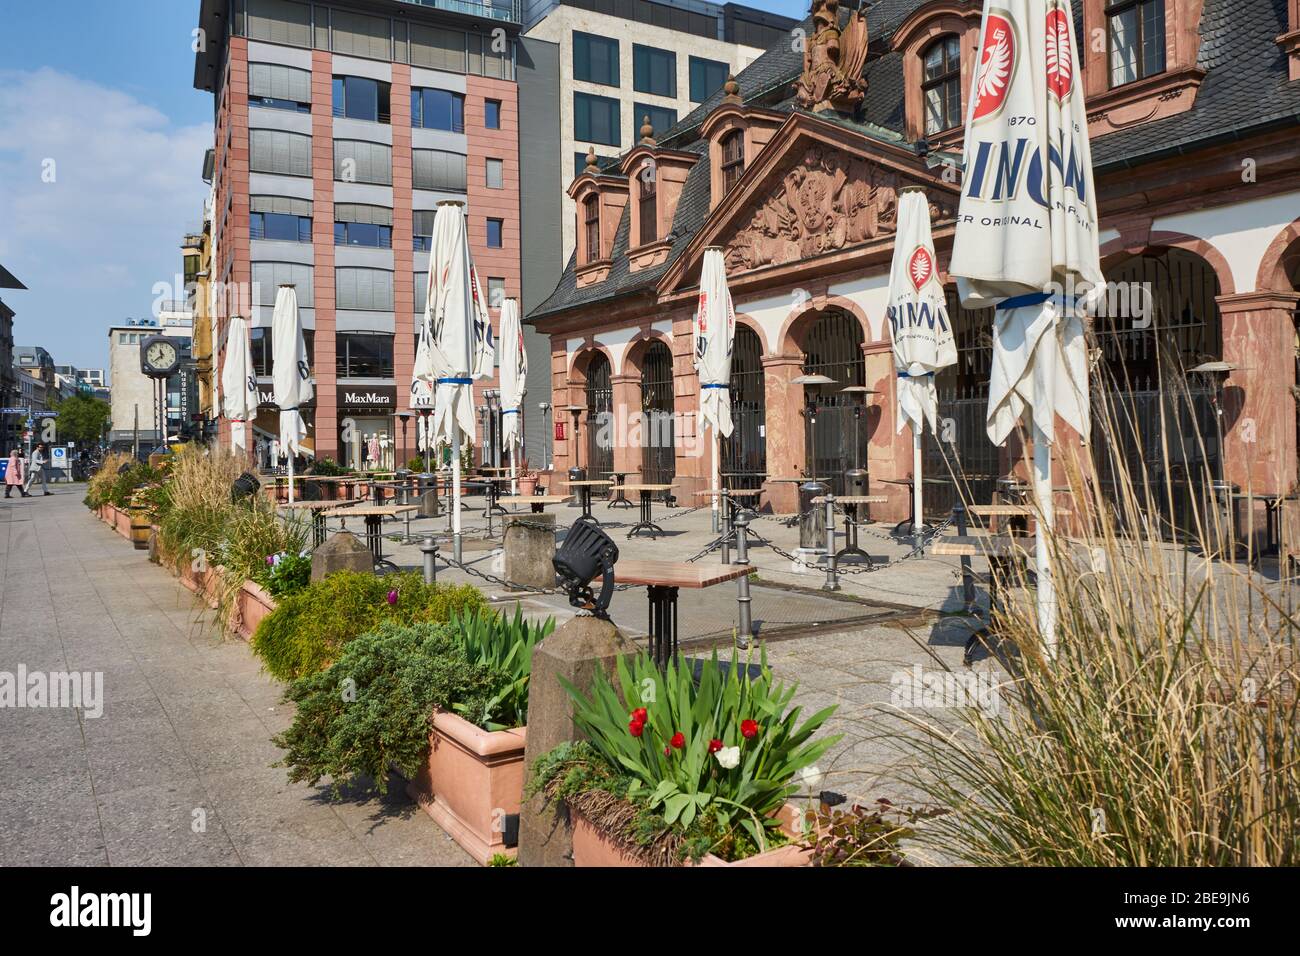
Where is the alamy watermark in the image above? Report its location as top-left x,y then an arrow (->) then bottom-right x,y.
890,664 -> 1001,716
0,666 -> 104,718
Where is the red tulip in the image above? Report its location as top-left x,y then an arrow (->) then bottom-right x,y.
741,719 -> 759,739
632,707 -> 647,722
629,719 -> 644,737
670,732 -> 685,749
708,738 -> 723,753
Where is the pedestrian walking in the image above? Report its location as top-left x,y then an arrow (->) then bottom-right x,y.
5,449 -> 30,498
25,443 -> 51,496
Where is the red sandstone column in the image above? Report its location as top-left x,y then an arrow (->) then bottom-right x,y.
761,354 -> 806,513
310,50 -> 338,462
610,373 -> 640,479
1217,292 -> 1300,504
863,343 -> 909,523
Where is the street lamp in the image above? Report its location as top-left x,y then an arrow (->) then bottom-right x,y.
396,411 -> 411,471
538,401 -> 552,470
565,404 -> 585,474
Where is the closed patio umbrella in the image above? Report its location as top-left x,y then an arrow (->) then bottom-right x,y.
271,285 -> 313,503
220,314 -> 260,455
887,188 -> 957,541
412,310 -> 435,471
949,0 -> 1102,654
497,297 -> 527,496
694,247 -> 735,531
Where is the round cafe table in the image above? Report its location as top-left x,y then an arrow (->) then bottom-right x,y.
622,483 -> 675,538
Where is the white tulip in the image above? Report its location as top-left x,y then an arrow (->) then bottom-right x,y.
800,765 -> 824,787
715,746 -> 740,770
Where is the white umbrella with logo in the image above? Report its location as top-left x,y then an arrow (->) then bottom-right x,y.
949,0 -> 1102,654
220,314 -> 260,456
415,201 -> 484,561
271,285 -> 314,504
412,308 -> 436,471
694,247 -> 735,532
497,297 -> 526,496
887,188 -> 957,543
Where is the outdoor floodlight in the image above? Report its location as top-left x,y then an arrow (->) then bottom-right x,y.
553,520 -> 619,619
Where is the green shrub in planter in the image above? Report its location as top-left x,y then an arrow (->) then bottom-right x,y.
274,621 -> 506,795
251,570 -> 485,681
254,551 -> 313,597
449,605 -> 554,730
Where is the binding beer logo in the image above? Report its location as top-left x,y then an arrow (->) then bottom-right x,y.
971,10 -> 1016,122
1045,2 -> 1073,102
908,246 -> 934,292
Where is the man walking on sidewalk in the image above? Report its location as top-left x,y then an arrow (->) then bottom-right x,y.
25,442 -> 51,496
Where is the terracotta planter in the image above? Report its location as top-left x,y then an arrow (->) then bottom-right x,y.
518,476 -> 538,496
235,580 -> 276,642
112,506 -> 133,539
572,802 -> 813,868
178,563 -> 221,609
406,710 -> 527,865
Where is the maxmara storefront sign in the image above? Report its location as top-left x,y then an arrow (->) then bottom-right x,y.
338,385 -> 396,412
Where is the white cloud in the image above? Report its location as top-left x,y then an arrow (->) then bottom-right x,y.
0,68 -> 210,366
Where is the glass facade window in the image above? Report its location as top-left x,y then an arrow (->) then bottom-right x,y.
412,149 -> 467,191
413,210 -> 436,252
633,45 -> 676,97
485,157 -> 504,189
334,221 -> 392,247
249,129 -> 311,177
336,332 -> 394,378
689,56 -> 729,103
249,62 -> 311,112
922,35 -> 962,135
411,88 -> 465,132
484,98 -> 502,129
487,277 -> 506,308
574,92 -> 620,147
249,326 -> 314,377
1108,0 -> 1166,87
634,103 -> 677,140
486,218 -> 504,248
250,211 -> 312,242
335,267 -> 394,311
334,140 -> 392,185
573,32 -> 619,86
332,76 -> 391,123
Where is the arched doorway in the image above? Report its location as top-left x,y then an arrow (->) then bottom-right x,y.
640,341 -> 676,486
723,325 -> 766,490
925,290 -> 999,516
1091,249 -> 1223,535
801,309 -> 866,495
583,352 -> 613,482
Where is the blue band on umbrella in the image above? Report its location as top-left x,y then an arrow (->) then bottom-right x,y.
280,405 -> 300,412
897,371 -> 934,379
996,292 -> 1080,311
502,408 -> 519,415
436,377 -> 472,385
702,383 -> 729,389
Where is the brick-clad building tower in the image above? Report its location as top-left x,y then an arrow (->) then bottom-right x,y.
195,0 -> 522,468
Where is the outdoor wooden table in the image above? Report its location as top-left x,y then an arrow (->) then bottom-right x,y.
813,494 -> 888,562
601,559 -> 751,668
1229,492 -> 1283,561
563,479 -> 613,526
879,475 -> 952,536
622,483 -> 676,539
969,503 -> 1071,536
603,470 -> 637,509
497,494 -> 572,514
321,504 -> 418,564
277,499 -> 340,547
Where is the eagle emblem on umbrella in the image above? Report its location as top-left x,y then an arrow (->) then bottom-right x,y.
1045,3 -> 1073,101
972,13 -> 1015,121
908,246 -> 934,292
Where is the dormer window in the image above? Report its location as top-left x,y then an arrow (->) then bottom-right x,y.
1107,0 -> 1167,87
638,172 -> 657,246
721,131 -> 745,192
583,194 -> 601,264
922,35 -> 962,135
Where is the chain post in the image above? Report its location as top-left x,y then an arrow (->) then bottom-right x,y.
734,511 -> 753,647
420,534 -> 438,584
823,494 -> 840,591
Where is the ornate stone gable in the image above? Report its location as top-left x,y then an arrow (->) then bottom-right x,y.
719,143 -> 954,274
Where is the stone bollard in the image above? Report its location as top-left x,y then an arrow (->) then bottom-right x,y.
310,531 -> 373,582
518,617 -> 635,867
503,513 -> 557,591
733,511 -> 753,648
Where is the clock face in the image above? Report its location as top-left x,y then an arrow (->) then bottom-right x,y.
142,337 -> 179,377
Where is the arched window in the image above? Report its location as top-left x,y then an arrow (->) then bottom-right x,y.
638,170 -> 657,246
582,194 -> 601,263
922,35 -> 961,135
1107,0 -> 1166,87
721,130 -> 745,192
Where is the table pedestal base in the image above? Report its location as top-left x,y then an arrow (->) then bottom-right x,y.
647,584 -> 679,669
627,493 -> 663,538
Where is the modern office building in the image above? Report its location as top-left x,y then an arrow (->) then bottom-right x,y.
193,0 -> 523,468
515,0 -> 794,467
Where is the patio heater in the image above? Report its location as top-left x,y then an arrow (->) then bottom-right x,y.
791,373 -> 836,558
565,404 -> 586,473
396,411 -> 411,471
485,389 -> 501,469
538,401 -> 552,471
1190,360 -> 1239,555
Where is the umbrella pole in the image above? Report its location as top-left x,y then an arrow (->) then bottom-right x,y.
913,426 -> 924,546
711,429 -> 720,533
1033,353 -> 1057,659
452,421 -> 463,563
510,437 -> 518,497
288,448 -> 295,504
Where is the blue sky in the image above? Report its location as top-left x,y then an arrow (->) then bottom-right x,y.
0,0 -> 808,373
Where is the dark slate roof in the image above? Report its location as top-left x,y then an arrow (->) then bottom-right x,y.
532,0 -> 1300,321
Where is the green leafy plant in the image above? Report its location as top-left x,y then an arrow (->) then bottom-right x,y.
254,551 -> 312,597
309,457 -> 355,477
273,621 -> 506,795
252,570 -> 486,681
449,605 -> 553,730
561,649 -> 840,854
805,800 -> 945,867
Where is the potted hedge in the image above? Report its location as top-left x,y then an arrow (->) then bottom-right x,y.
273,605 -> 554,864
529,649 -> 839,866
